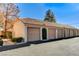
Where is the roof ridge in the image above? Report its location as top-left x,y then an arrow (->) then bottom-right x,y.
19,17 -> 76,29
21,17 -> 43,22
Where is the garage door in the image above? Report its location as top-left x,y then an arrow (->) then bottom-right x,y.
27,27 -> 40,42
48,29 -> 56,39
57,29 -> 62,39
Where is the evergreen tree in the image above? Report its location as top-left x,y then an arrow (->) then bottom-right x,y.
44,9 -> 56,23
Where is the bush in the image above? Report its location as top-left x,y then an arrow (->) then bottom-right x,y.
0,35 -> 3,38
6,31 -> 12,39
12,37 -> 24,43
0,31 -> 12,39
0,39 -> 3,46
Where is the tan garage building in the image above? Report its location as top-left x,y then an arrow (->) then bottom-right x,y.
13,18 -> 78,43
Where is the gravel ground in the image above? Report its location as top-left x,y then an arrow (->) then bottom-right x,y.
0,37 -> 79,56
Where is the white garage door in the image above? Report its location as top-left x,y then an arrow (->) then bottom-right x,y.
27,27 -> 40,42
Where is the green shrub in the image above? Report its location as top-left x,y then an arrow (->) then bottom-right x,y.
1,31 -> 12,39
0,39 -> 3,46
6,31 -> 12,39
12,37 -> 24,43
0,35 -> 3,38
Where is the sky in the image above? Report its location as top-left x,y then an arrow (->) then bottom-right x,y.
16,3 -> 79,28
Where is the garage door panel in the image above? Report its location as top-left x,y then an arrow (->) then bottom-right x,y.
48,29 -> 56,39
27,27 -> 40,42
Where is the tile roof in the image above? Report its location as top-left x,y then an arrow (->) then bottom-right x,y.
21,18 -> 43,25
20,18 -> 76,29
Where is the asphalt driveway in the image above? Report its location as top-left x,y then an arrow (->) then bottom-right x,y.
0,37 -> 79,56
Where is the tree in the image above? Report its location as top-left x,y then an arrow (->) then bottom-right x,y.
44,9 -> 56,23
0,3 -> 19,38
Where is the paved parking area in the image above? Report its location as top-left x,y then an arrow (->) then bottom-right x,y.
0,37 -> 79,56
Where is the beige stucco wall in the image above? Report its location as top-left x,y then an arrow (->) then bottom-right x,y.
55,28 -> 59,39
13,21 -> 27,42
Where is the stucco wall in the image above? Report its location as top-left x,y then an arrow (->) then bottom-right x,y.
13,21 -> 27,42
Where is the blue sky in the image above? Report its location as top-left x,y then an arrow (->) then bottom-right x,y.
16,3 -> 79,28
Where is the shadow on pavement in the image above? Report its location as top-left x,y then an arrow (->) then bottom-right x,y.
0,42 -> 30,52
28,36 -> 78,44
